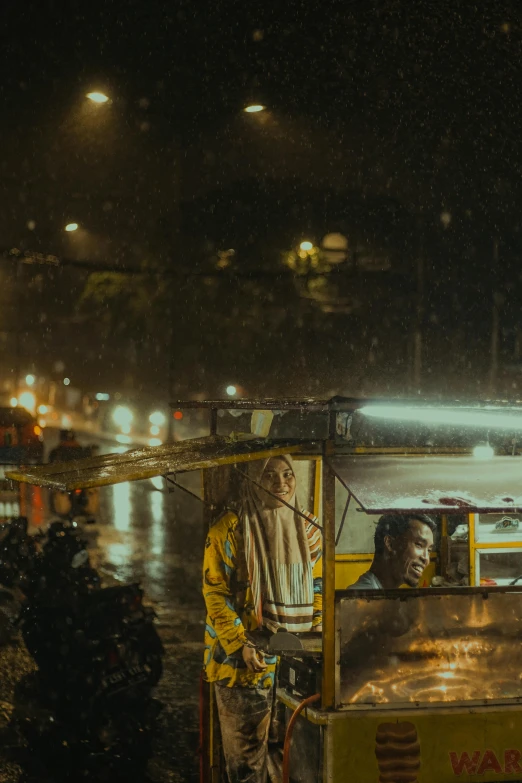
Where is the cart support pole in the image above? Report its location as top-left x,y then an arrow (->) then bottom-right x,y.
321,454 -> 336,709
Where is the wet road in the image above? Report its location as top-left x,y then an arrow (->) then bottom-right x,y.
0,429 -> 206,782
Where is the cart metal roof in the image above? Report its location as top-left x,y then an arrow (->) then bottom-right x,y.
6,437 -> 310,491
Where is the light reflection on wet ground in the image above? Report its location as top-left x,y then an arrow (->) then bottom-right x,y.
0,432 -> 206,782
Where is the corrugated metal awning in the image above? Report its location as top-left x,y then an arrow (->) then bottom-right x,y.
7,437 -> 310,491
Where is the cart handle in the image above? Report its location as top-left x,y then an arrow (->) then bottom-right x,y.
282,692 -> 320,783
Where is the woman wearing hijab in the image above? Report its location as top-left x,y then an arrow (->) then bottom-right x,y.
202,455 -> 322,783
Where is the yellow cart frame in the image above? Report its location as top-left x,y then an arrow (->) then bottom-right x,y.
9,397 -> 522,783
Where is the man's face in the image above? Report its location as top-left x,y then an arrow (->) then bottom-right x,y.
388,519 -> 434,587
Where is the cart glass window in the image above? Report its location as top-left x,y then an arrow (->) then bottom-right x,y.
475,550 -> 522,586
214,409 -> 329,440
330,455 -> 522,513
335,481 -> 379,554
336,588 -> 522,708
475,512 -> 522,543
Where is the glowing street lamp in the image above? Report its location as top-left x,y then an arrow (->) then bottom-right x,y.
226,385 -> 237,397
65,223 -> 79,232
299,241 -> 314,252
86,92 -> 109,104
25,374 -> 35,386
243,104 -> 265,113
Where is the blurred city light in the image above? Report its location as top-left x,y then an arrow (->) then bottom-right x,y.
113,405 -> 133,428
65,223 -> 79,232
244,104 -> 265,113
86,92 -> 109,104
150,425 -> 160,436
37,404 -> 48,415
95,392 -> 110,401
173,411 -> 183,421
115,434 -> 132,445
149,437 -> 162,447
25,374 -> 35,386
63,377 -> 71,386
10,397 -> 17,407
149,411 -> 166,427
19,391 -> 36,413
299,240 -> 314,252
226,385 -> 237,396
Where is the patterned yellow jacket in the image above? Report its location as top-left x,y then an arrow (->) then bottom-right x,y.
203,510 -> 322,688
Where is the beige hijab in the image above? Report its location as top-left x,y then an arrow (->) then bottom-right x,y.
241,455 -> 319,632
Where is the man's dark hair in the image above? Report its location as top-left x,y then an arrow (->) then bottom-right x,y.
374,513 -> 436,555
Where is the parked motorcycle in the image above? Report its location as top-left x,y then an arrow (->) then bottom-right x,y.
27,519 -> 100,599
0,517 -> 164,718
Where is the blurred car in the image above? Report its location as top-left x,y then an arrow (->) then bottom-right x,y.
100,400 -> 170,446
0,406 -> 44,462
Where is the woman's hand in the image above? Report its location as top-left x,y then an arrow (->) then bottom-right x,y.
242,645 -> 268,673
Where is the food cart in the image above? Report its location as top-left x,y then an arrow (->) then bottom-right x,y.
8,397 -> 522,783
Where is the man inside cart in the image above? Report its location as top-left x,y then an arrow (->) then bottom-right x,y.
347,513 -> 436,589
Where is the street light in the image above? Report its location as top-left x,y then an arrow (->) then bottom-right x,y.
226,385 -> 237,396
299,241 -> 314,252
25,374 -> 35,386
65,223 -> 79,232
243,104 -> 265,113
86,92 -> 109,104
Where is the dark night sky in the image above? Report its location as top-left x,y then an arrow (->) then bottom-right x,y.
0,0 -> 521,398
3,1 -> 520,150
